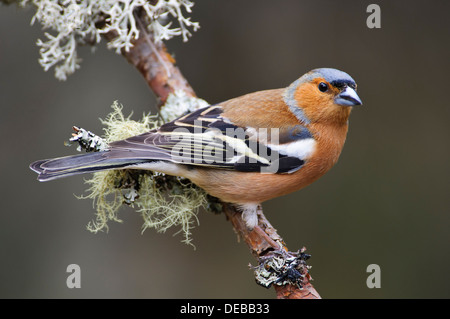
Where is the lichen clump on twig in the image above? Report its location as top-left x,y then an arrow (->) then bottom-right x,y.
78,100 -> 209,246
251,248 -> 311,289
20,0 -> 200,80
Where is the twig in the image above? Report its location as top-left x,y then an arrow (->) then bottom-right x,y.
223,204 -> 321,299
106,13 -> 320,299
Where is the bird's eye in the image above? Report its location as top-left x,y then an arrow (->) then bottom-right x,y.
318,82 -> 328,92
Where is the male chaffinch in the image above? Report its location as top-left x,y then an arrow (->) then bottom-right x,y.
30,68 -> 362,228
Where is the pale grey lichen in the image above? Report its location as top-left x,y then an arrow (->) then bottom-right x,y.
20,0 -> 200,80
159,89 -> 209,122
76,99 -> 212,246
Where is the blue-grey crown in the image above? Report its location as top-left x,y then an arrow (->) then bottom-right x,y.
306,68 -> 356,88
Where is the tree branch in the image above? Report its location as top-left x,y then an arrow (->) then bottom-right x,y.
223,204 -> 321,299
108,15 -> 320,299
103,21 -> 195,105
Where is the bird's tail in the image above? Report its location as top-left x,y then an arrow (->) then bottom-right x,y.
30,151 -> 149,182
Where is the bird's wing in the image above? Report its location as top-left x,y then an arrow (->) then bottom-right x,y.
109,104 -> 314,174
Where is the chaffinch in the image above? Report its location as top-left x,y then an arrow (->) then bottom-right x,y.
30,68 -> 362,228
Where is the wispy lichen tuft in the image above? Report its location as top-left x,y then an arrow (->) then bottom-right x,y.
21,0 -> 200,80
100,101 -> 159,141
78,100 -> 211,246
138,173 -> 207,246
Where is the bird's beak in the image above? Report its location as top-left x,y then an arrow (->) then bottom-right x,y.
335,86 -> 362,106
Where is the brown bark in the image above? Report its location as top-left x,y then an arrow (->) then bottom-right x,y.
121,36 -> 195,105
274,279 -> 321,299
110,14 -> 320,299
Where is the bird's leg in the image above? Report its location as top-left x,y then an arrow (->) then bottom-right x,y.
253,204 -> 285,251
252,225 -> 281,250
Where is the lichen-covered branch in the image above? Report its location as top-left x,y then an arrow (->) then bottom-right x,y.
103,20 -> 195,105
223,204 -> 321,299
18,0 -> 200,80
114,12 -> 321,299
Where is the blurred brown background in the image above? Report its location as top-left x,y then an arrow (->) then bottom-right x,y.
0,0 -> 449,298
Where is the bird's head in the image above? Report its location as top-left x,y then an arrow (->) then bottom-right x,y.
284,68 -> 362,125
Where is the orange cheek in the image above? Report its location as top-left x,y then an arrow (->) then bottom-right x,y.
294,83 -> 351,125
294,84 -> 334,121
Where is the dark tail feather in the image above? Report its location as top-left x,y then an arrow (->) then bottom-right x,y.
30,151 -> 148,182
